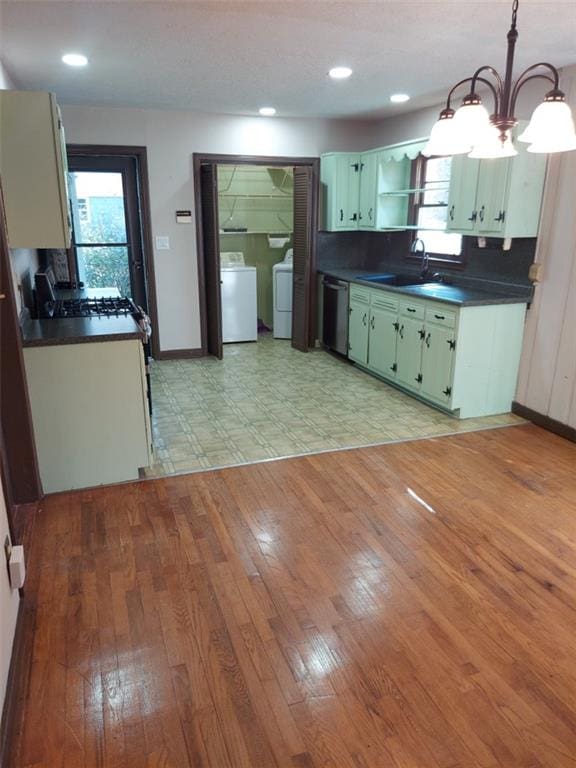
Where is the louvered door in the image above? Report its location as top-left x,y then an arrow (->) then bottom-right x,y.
292,165 -> 317,352
200,163 -> 223,359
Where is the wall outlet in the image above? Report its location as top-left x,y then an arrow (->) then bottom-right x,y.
529,262 -> 544,283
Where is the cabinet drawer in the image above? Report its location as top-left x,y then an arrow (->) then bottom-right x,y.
370,290 -> 399,312
425,305 -> 457,328
400,300 -> 425,320
349,285 -> 371,304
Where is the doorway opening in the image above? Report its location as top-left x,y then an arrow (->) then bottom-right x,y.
66,146 -> 160,357
193,153 -> 319,358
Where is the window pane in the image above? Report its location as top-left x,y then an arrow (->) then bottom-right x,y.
423,188 -> 449,205
424,156 -> 452,183
417,230 -> 462,256
77,246 -> 132,298
69,172 -> 127,244
417,205 -> 448,230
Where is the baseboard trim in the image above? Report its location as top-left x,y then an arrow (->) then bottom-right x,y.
0,599 -> 34,768
512,401 -> 576,443
154,347 -> 205,360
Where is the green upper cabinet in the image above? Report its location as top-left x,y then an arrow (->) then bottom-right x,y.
320,139 -> 427,232
358,150 -> 378,230
0,90 -> 71,249
446,123 -> 547,239
320,153 -> 361,231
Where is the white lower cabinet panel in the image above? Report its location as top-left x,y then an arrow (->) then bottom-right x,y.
24,339 -> 153,493
350,283 -> 527,419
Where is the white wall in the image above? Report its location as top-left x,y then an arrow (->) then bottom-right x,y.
0,472 -> 19,719
62,105 -> 373,352
516,64 -> 576,428
0,58 -> 15,89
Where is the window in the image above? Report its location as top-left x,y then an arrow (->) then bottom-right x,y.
412,156 -> 463,263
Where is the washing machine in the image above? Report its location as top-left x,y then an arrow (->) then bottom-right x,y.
272,249 -> 293,339
220,252 -> 258,343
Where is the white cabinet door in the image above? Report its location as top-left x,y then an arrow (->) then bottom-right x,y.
348,298 -> 369,364
446,155 -> 480,233
396,316 -> 424,391
421,323 -> 456,404
368,305 -> 398,378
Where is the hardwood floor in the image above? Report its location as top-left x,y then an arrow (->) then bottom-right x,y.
7,423 -> 576,767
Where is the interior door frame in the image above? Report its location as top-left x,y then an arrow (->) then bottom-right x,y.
192,153 -> 320,355
67,145 -> 161,359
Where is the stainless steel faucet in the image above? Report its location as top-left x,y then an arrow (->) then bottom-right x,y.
411,238 -> 429,279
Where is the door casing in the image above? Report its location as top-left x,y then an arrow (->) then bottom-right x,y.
193,153 -> 320,356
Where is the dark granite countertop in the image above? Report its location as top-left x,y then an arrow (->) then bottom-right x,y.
21,286 -> 144,348
22,315 -> 144,348
318,268 -> 532,307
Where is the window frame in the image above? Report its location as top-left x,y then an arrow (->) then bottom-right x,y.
406,155 -> 465,269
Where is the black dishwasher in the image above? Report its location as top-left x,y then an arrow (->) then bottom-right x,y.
322,276 -> 349,356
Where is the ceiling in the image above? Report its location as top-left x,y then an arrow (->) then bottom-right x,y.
2,1 -> 576,119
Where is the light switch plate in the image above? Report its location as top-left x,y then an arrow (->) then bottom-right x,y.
155,236 -> 170,250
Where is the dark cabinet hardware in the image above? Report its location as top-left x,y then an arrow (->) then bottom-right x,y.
447,339 -> 456,350
370,315 -> 375,330
479,205 -> 485,222
362,313 -> 367,326
359,213 -> 363,220
468,210 -> 477,222
434,314 -> 445,320
425,333 -> 431,348
415,374 -> 423,384
339,209 -> 344,222
350,213 -> 358,221
360,162 -> 365,171
352,163 -> 359,172
398,324 -> 404,339
449,204 -> 455,221
406,307 -> 416,313
443,386 -> 452,397
393,321 -> 399,332
368,207 -> 373,220
494,210 -> 506,223
419,328 -> 426,340
390,363 -> 397,372
348,306 -> 353,315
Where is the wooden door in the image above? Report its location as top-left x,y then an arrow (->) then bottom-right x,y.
0,182 -> 42,507
200,163 -> 223,359
292,165 -> 317,352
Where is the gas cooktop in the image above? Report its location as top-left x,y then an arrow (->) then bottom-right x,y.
51,297 -> 138,318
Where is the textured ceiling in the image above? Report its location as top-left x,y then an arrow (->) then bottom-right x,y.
1,1 -> 576,119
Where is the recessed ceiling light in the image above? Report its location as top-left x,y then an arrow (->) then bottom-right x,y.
62,53 -> 88,67
259,107 -> 276,117
390,93 -> 410,103
329,67 -> 352,80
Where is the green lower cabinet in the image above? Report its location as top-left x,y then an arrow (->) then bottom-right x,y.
396,315 -> 424,392
368,305 -> 398,377
421,323 -> 455,405
347,282 -> 527,419
348,298 -> 369,364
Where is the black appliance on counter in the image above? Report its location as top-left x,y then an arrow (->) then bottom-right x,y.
322,276 -> 349,356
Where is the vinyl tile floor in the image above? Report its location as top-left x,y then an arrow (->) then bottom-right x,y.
146,334 -> 524,477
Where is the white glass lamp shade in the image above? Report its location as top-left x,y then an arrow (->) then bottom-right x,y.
422,111 -> 471,157
469,127 -> 518,159
453,100 -> 492,145
519,99 -> 576,153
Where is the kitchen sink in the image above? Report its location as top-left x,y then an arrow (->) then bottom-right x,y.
356,273 -> 429,287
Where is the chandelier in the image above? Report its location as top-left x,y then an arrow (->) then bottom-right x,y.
423,0 -> 576,158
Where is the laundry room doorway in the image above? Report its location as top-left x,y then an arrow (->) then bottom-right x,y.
193,154 -> 319,358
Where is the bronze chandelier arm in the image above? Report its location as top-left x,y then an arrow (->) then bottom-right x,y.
510,62 -> 560,113
470,65 -> 504,99
445,76 -> 500,113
